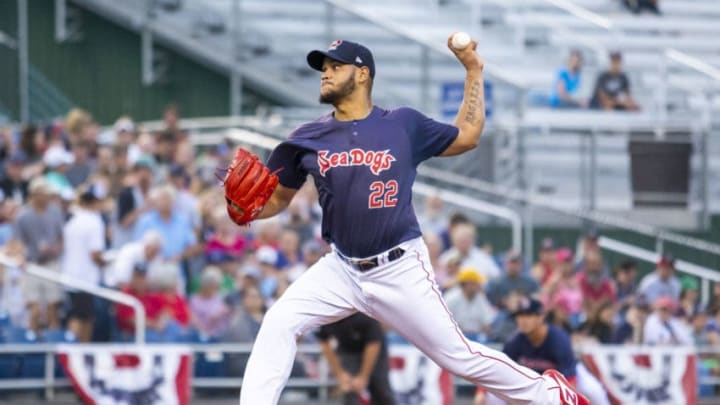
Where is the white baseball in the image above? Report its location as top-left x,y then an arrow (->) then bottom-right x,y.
451,32 -> 471,50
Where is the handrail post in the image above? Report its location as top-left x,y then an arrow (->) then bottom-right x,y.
420,44 -> 430,113
44,351 -> 54,400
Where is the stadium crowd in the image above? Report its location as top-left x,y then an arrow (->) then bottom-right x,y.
0,105 -> 717,389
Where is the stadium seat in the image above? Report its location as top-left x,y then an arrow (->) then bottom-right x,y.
4,328 -> 45,379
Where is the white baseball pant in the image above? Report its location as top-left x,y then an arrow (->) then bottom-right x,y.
485,363 -> 610,405
239,237 -> 565,405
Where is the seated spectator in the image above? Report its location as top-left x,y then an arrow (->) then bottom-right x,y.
614,259 -> 639,307
643,296 -> 692,345
576,250 -> 616,314
221,285 -> 266,376
287,238 -> 326,283
589,52 -> 640,111
114,156 -> 155,248
637,253 -> 681,303
115,266 -> 161,337
105,230 -> 163,289
0,153 -> 29,203
205,206 -> 247,261
579,302 -> 619,344
549,49 -> 587,109
439,211 -> 471,252
613,295 -> 651,344
190,267 -> 230,339
418,194 -> 447,235
676,276 -> 701,319
134,185 -> 198,262
443,268 -> 495,338
486,250 -> 539,308
66,140 -> 94,187
689,307 -> 714,346
42,145 -> 75,197
622,0 -> 660,14
276,229 -> 301,270
544,248 -> 584,330
439,222 -> 501,281
531,238 -> 556,286
147,262 -> 191,330
12,177 -> 65,333
0,199 -> 20,246
225,264 -> 261,308
487,291 -> 523,344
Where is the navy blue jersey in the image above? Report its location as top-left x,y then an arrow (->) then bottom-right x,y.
503,325 -> 577,379
267,106 -> 458,257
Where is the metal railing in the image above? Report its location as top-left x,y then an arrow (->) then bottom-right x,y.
598,236 -> 720,305
0,254 -> 146,344
504,0 -> 720,118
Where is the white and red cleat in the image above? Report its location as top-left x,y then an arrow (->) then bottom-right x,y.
543,369 -> 590,405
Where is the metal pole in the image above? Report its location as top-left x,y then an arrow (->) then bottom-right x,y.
524,204 -> 534,267
44,352 -> 55,400
700,127 -> 709,228
18,0 -> 29,122
325,3 -> 335,44
230,0 -> 243,116
702,278 -> 710,307
420,45 -> 430,113
589,129 -> 597,211
655,239 -> 664,255
657,52 -> 667,127
141,29 -> 153,86
54,0 -> 67,42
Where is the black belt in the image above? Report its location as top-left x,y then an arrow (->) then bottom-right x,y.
337,247 -> 406,272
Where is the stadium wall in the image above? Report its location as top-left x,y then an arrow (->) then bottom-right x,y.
1,0 -> 276,124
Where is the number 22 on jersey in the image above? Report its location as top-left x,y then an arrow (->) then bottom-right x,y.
368,180 -> 398,209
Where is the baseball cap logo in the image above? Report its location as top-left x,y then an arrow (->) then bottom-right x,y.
328,40 -> 343,51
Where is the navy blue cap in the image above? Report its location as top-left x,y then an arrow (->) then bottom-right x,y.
512,297 -> 544,317
307,40 -> 376,78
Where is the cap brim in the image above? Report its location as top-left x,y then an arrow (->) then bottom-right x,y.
307,50 -> 353,72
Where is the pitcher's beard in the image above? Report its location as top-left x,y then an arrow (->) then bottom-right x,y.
319,78 -> 355,105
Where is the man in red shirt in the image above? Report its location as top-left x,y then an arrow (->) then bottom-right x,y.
116,266 -> 161,337
576,251 -> 616,315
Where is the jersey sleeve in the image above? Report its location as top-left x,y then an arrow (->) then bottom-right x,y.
267,142 -> 309,189
399,107 -> 459,165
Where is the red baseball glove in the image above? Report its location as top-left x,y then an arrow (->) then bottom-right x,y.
222,148 -> 279,226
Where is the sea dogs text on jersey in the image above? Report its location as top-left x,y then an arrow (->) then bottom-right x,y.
317,149 -> 396,176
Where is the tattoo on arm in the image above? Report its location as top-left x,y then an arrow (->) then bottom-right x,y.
464,80 -> 483,125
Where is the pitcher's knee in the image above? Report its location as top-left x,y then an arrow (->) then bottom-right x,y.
258,302 -> 303,337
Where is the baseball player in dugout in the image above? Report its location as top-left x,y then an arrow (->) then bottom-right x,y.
316,313 -> 396,405
223,33 -> 589,405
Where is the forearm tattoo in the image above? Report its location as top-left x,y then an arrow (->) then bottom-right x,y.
464,80 -> 483,125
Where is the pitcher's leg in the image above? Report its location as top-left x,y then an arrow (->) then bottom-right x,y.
239,255 -> 362,405
364,245 -> 558,405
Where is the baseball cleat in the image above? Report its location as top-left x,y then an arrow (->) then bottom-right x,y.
543,369 -> 590,405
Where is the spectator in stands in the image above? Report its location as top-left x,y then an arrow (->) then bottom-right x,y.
287,238 -> 326,283
113,156 -> 155,248
205,206 -> 246,259
224,264 -> 262,308
622,0 -> 661,15
43,144 -> 75,198
531,237 -> 556,286
255,245 -> 282,302
222,284 -> 266,376
12,177 -> 65,333
439,211 -> 471,252
579,301 -> 619,344
105,230 -> 163,289
637,253 -> 681,303
613,295 -> 650,344
444,268 -> 495,339
439,222 -> 502,281
115,264 -> 157,338
62,183 -> 108,342
614,259 -> 639,307
573,228 -> 602,270
423,232 -> 448,285
147,262 -> 191,334
0,198 -> 20,246
190,267 -> 230,339
643,296 -> 692,345
168,164 -> 200,231
0,153 -> 30,203
486,250 -> 539,308
162,104 -> 186,140
113,116 -> 142,164
676,276 -> 701,319
66,140 -> 95,187
576,250 -> 616,314
549,49 -> 587,109
18,124 -> 46,164
418,194 -> 447,235
134,185 -> 200,282
589,51 -> 640,111
544,248 -> 584,330
487,291 -> 523,344
689,307 -> 713,345
276,229 -> 301,271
